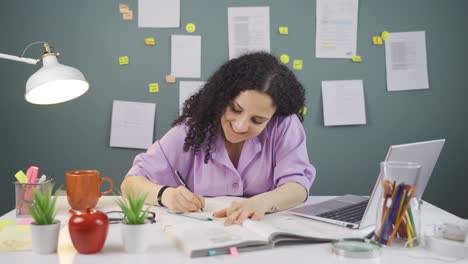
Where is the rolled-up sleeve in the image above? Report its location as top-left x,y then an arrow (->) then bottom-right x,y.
127,125 -> 191,187
272,115 -> 316,195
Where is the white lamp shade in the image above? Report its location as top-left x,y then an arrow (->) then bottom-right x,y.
25,56 -> 89,105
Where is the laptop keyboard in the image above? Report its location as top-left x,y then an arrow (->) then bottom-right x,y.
317,199 -> 369,223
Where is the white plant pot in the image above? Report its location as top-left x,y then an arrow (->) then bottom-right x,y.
121,222 -> 149,253
30,220 -> 61,254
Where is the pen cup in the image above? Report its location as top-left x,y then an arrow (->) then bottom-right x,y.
374,161 -> 422,248
15,180 -> 53,218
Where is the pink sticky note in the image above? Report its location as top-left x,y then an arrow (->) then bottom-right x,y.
18,218 -> 34,225
229,247 -> 240,257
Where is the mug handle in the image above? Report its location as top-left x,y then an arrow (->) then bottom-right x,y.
99,177 -> 114,196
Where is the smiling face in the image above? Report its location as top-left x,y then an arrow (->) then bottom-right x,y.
221,90 -> 277,144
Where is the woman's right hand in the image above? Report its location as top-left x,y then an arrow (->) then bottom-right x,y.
161,186 -> 205,212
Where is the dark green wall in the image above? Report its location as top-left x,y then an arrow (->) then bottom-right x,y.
1,0 -> 467,218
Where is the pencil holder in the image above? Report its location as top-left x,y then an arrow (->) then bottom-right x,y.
374,161 -> 422,248
14,180 -> 53,218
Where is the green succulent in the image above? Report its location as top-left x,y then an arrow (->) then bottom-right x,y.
115,191 -> 153,225
28,184 -> 61,225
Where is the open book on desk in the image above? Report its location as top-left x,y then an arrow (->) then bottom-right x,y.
164,197 -> 372,257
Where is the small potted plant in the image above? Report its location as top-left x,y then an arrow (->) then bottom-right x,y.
115,191 -> 154,253
28,184 -> 61,254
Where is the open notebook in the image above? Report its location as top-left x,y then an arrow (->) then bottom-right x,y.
163,197 -> 371,257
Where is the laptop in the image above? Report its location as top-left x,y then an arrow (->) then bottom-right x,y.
288,139 -> 445,229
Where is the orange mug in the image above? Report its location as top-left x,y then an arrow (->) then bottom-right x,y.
66,170 -> 114,210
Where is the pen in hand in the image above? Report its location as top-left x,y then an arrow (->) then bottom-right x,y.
174,170 -> 204,212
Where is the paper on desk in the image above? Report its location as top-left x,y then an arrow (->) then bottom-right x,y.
110,100 -> 156,149
171,35 -> 201,78
228,6 -> 270,59
179,81 -> 205,115
321,80 -> 366,126
138,0 -> 180,28
385,31 -> 429,91
316,0 -> 359,58
0,225 -> 31,251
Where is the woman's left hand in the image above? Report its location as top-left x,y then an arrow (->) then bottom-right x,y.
213,198 -> 270,226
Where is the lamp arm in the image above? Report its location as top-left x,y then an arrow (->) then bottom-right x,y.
0,53 -> 38,65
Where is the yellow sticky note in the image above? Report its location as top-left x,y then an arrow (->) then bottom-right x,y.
351,55 -> 362,62
300,106 -> 308,116
278,27 -> 289,35
119,4 -> 129,13
381,31 -> 390,40
149,83 -> 159,93
119,56 -> 129,65
372,36 -> 383,45
144,37 -> 156,46
293,59 -> 303,70
165,74 -> 176,83
15,170 -> 28,183
185,23 -> 196,33
122,10 -> 133,20
280,54 -> 290,64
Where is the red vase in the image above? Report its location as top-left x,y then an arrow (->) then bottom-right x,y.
68,208 -> 109,254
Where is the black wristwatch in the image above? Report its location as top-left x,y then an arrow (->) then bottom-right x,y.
157,186 -> 170,207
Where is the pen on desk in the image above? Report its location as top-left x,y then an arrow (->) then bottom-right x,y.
167,210 -> 213,221
174,170 -> 204,211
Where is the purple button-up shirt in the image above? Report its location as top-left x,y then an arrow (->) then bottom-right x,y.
127,114 -> 316,197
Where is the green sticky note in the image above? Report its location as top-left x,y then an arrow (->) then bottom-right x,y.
351,55 -> 362,62
280,54 -> 290,64
381,31 -> 390,40
293,59 -> 303,70
0,220 -> 15,226
15,170 -> 28,183
278,27 -> 289,35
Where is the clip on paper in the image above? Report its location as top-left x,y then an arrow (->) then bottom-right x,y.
165,74 -> 176,83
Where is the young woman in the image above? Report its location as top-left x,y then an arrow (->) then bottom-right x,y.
121,52 -> 316,225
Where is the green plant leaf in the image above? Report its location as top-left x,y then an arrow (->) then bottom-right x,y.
115,191 -> 153,225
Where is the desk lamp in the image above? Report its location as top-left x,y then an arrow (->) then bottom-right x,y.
0,41 -> 89,105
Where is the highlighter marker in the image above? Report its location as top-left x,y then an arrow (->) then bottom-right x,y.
26,166 -> 39,183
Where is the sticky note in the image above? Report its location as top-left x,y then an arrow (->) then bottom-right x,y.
278,27 -> 289,35
165,74 -> 176,83
280,54 -> 290,64
122,10 -> 133,20
119,56 -> 129,65
185,23 -> 196,33
293,59 -> 303,70
351,55 -> 362,62
372,36 -> 383,45
144,37 -> 156,46
229,247 -> 240,257
149,83 -> 159,93
0,220 -> 15,226
119,4 -> 129,13
17,218 -> 34,225
208,249 -> 217,256
381,31 -> 390,40
15,170 -> 28,183
300,106 -> 308,116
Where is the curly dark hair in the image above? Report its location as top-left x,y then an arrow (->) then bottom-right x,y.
173,52 -> 306,163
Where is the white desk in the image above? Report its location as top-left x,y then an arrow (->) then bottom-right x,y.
1,196 -> 466,264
